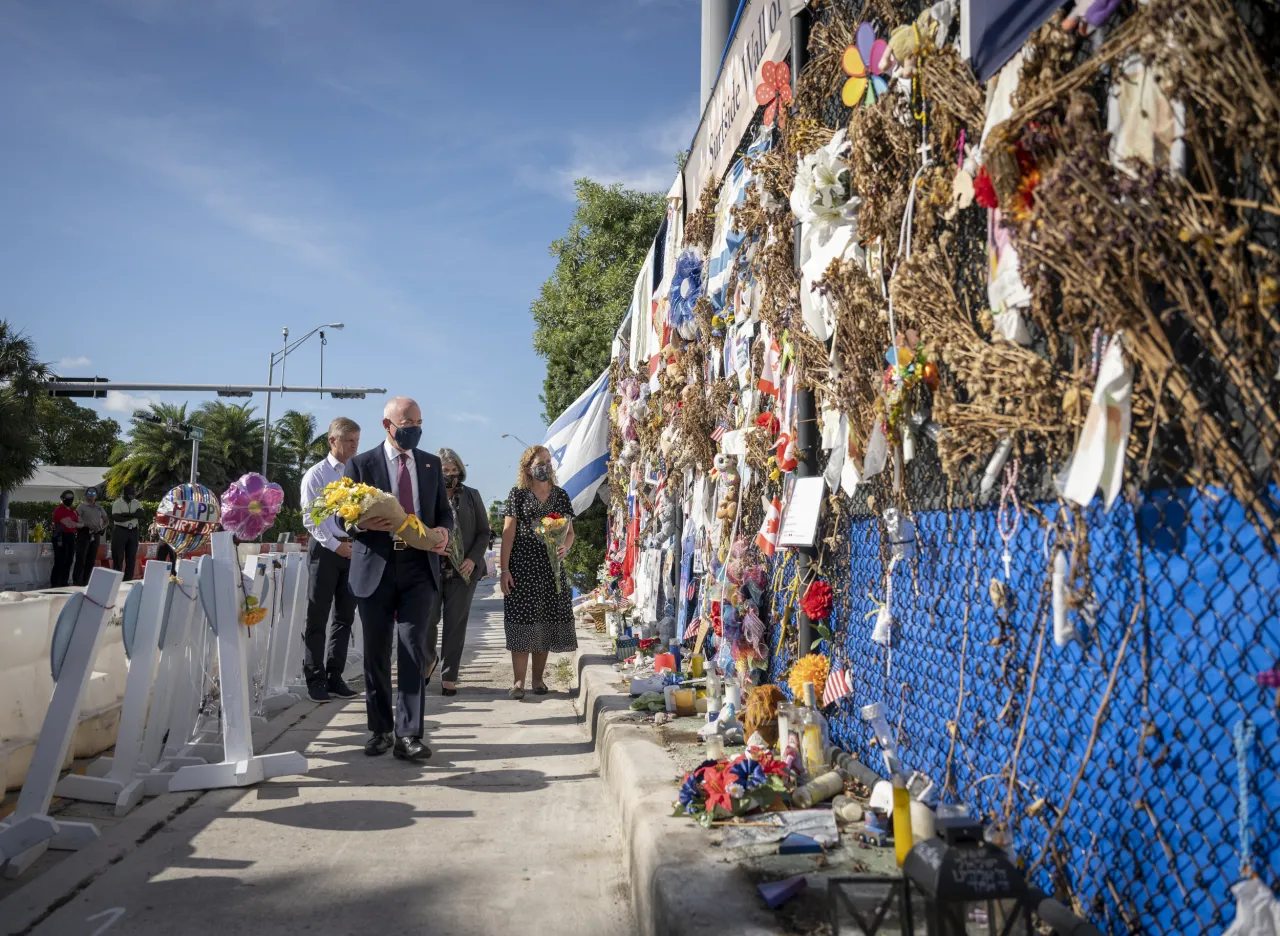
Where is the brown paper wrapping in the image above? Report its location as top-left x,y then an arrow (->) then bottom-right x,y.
357,499 -> 445,552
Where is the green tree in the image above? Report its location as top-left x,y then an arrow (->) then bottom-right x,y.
271,409 -> 326,507
0,322 -> 50,529
36,397 -> 121,466
488,498 -> 506,535
530,180 -> 661,589
106,402 -> 194,499
193,401 -> 264,491
531,179 -> 664,422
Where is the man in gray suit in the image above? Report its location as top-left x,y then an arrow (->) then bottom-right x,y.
344,397 -> 452,761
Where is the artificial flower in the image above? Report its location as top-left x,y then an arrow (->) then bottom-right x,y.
729,757 -> 768,791
790,129 -> 860,230
678,775 -> 703,814
698,764 -> 735,814
801,579 -> 834,621
974,166 -> 999,209
787,653 -> 830,701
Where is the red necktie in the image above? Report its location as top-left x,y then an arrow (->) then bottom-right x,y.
397,453 -> 415,517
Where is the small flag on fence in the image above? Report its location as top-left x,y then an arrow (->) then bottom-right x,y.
684,616 -> 702,640
755,496 -> 782,556
758,329 -> 783,397
823,667 -> 853,707
710,421 -> 728,443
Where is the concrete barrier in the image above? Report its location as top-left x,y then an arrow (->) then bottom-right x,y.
0,585 -> 133,791
0,543 -> 54,592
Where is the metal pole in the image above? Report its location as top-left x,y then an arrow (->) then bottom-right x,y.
790,5 -> 818,655
319,330 -> 325,399
261,351 -> 274,475
190,438 -> 200,485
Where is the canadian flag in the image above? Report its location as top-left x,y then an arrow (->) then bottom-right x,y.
755,495 -> 782,556
757,328 -> 782,397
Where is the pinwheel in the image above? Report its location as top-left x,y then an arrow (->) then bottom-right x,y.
842,23 -> 891,107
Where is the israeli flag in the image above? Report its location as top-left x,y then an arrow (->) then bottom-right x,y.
544,368 -> 611,515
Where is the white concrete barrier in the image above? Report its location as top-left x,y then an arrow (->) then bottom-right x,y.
0,583 -> 133,791
0,543 -> 54,592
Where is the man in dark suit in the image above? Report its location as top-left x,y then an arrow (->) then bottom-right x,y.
344,396 -> 452,761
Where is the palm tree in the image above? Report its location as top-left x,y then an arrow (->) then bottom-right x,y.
106,402 -> 194,499
0,321 -> 50,535
193,401 -> 264,491
273,410 -> 327,507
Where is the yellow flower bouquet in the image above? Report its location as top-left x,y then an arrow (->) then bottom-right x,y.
308,477 -> 445,552
536,512 -> 570,593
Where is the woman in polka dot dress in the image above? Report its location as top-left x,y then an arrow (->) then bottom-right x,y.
499,445 -> 577,698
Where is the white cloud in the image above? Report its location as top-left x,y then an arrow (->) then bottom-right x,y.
56,355 -> 92,372
519,102 -> 700,201
449,412 -> 491,425
58,109 -> 359,274
103,390 -> 160,414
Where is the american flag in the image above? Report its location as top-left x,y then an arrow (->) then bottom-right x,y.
710,421 -> 728,443
823,667 -> 853,707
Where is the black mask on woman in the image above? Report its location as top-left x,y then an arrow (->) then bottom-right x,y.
62,495 -> 75,506
530,464 -> 551,482
444,475 -> 460,489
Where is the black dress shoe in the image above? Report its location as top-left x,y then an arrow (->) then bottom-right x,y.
326,674 -> 358,699
306,679 -> 331,703
364,732 -> 394,757
393,737 -> 432,761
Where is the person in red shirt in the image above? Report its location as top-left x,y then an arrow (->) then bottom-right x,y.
51,489 -> 80,588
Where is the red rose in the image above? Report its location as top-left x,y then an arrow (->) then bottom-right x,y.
546,513 -> 563,520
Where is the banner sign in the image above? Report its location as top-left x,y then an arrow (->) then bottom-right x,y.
683,0 -> 793,209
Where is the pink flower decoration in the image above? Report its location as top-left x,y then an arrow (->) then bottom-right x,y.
220,472 -> 285,540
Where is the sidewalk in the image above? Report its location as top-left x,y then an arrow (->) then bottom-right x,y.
1,584 -> 634,936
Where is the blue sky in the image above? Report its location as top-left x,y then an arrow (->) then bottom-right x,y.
0,0 -> 702,507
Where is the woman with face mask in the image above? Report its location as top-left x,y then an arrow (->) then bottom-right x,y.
51,489 -> 81,588
500,445 -> 577,698
424,448 -> 490,696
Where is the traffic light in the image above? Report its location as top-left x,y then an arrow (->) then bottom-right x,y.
48,376 -> 108,398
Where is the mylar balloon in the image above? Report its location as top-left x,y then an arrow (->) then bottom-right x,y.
155,483 -> 221,556
220,472 -> 284,540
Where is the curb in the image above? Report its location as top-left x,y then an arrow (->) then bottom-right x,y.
573,638 -> 778,936
0,698 -> 322,936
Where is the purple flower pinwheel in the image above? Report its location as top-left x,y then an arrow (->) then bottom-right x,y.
220,472 -> 285,540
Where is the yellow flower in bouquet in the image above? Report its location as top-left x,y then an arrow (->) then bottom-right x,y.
535,513 -> 571,593
308,479 -> 445,552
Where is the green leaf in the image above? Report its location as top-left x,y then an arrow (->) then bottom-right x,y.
817,624 -> 833,640
811,638 -> 824,651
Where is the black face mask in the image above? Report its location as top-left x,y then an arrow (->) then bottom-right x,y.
391,423 -> 422,451
530,464 -> 551,482
444,475 -> 460,489
62,496 -> 74,505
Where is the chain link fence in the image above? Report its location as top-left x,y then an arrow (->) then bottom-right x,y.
757,1 -> 1280,933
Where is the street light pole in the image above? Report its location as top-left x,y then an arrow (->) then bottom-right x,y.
260,323 -> 343,475
501,432 -> 531,450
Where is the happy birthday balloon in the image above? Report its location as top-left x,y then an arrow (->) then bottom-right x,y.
220,472 -> 284,540
155,483 -> 222,555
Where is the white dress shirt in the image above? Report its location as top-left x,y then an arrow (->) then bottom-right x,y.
301,453 -> 348,551
383,439 -> 421,516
